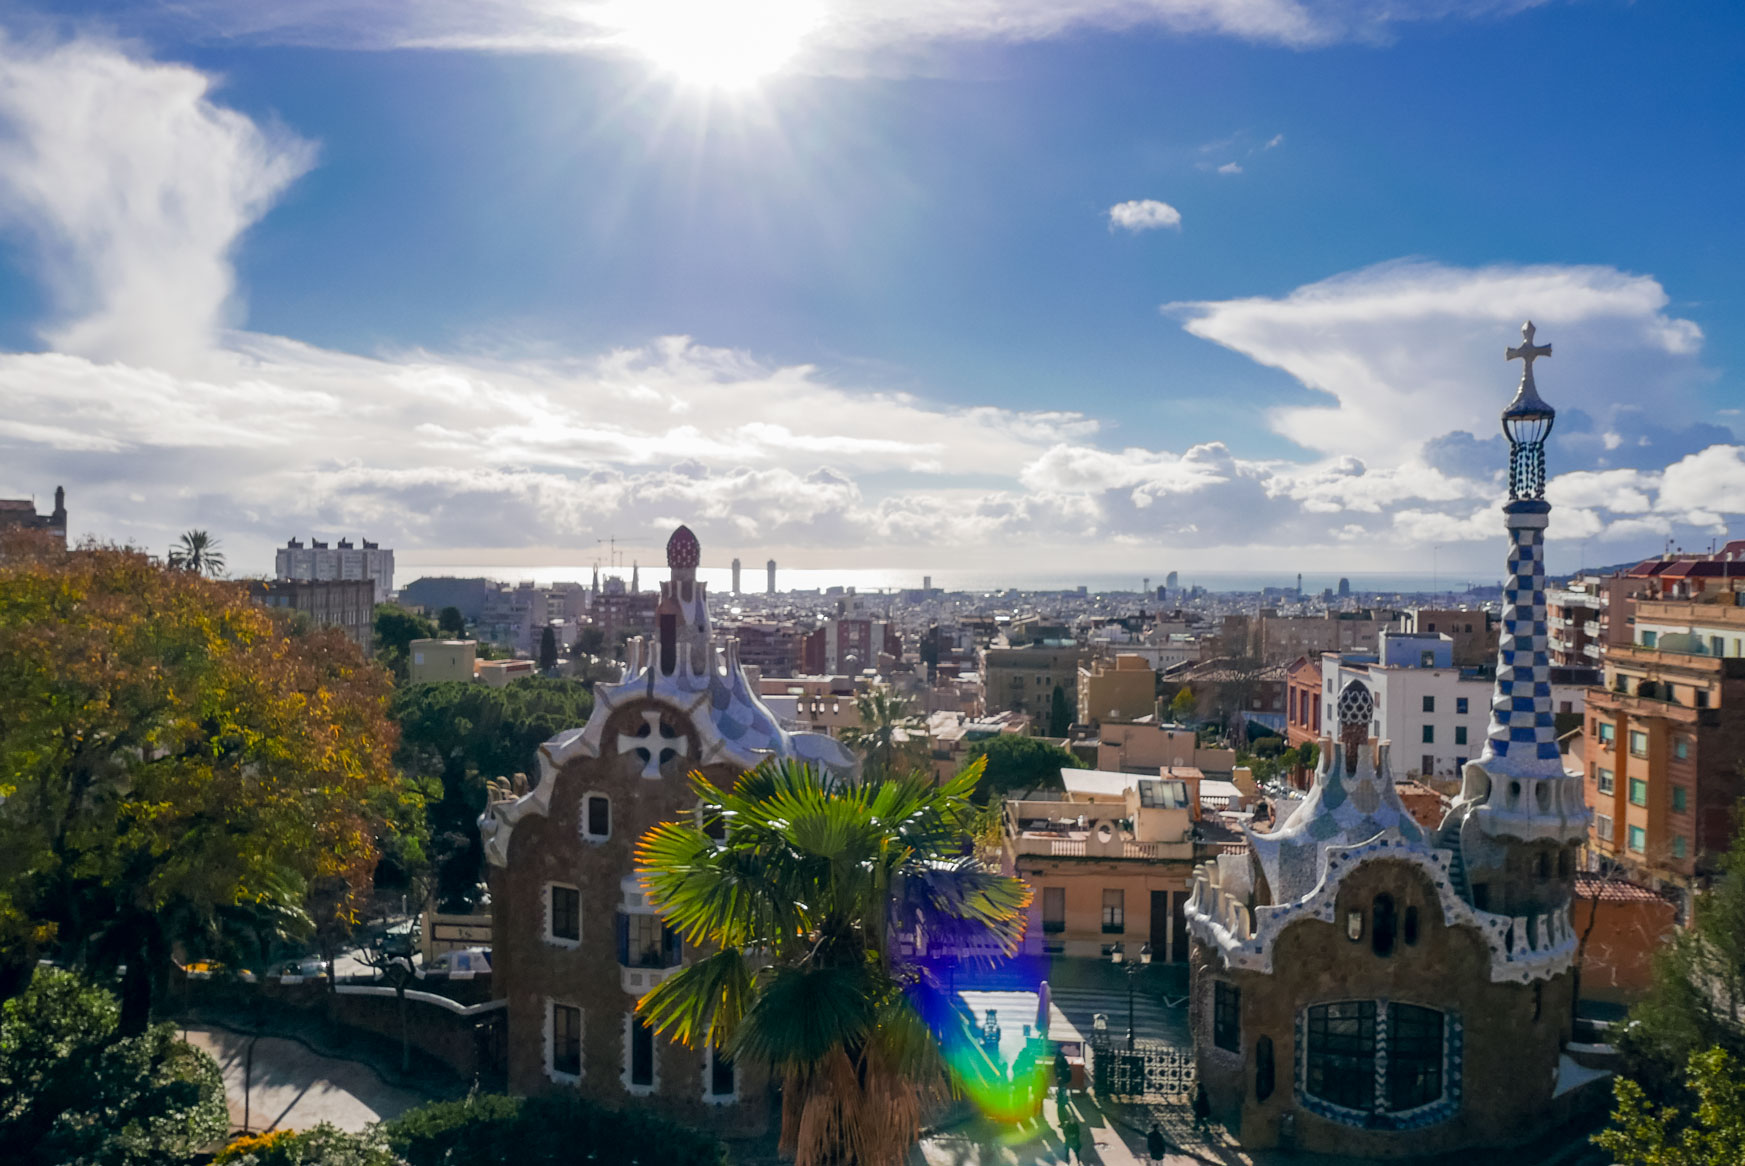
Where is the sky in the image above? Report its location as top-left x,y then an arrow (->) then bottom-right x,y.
0,0 -> 1742,585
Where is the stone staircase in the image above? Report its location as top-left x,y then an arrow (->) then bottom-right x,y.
1434,816 -> 1471,901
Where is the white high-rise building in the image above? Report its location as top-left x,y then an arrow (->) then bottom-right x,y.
276,537 -> 395,604
731,557 -> 742,594
766,558 -> 777,595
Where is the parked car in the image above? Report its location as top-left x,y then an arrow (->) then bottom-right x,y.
427,947 -> 491,976
275,957 -> 330,983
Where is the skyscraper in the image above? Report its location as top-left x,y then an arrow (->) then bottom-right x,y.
766,559 -> 777,595
731,557 -> 741,594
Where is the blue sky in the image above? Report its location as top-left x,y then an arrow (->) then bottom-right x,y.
0,0 -> 1742,581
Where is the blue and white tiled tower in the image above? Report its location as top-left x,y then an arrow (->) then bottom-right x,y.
1448,323 -> 1589,857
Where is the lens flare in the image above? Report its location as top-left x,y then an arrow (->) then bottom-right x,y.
601,0 -> 822,90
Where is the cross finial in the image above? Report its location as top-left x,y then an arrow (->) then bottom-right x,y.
1506,319 -> 1552,387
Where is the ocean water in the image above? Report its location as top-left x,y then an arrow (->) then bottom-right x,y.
398,564 -> 1501,596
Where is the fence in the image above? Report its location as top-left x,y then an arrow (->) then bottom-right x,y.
1087,1032 -> 1197,1101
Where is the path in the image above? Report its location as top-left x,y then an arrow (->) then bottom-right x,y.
916,1091 -> 1221,1166
183,1023 -> 426,1134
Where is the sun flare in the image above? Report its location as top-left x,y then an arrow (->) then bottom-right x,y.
602,0 -> 822,90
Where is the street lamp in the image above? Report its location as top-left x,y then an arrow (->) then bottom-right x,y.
1109,941 -> 1152,1050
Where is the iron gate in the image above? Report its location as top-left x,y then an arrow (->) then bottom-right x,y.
1087,1033 -> 1197,1101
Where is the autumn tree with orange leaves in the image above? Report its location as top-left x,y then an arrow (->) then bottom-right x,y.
0,531 -> 422,1031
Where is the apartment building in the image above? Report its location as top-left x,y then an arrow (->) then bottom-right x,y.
981,642 -> 1087,717
1547,573 -> 1648,667
1583,593 -> 1745,914
1400,607 -> 1496,666
246,578 -> 375,654
276,536 -> 395,603
1076,653 -> 1157,725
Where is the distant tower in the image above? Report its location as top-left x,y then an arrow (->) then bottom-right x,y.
1337,576 -> 1350,597
731,557 -> 742,595
631,561 -> 639,593
51,485 -> 66,530
1165,570 -> 1179,590
591,562 -> 599,595
766,559 -> 777,595
923,575 -> 932,592
1296,572 -> 1302,596
1143,576 -> 1150,595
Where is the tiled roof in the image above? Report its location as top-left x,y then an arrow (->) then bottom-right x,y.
1573,876 -> 1671,905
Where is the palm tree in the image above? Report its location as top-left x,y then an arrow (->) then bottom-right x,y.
636,759 -> 1030,1166
169,530 -> 225,576
840,689 -> 918,782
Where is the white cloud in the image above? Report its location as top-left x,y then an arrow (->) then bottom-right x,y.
1108,199 -> 1182,232
1217,162 -> 1243,175
152,0 -> 1559,58
1169,259 -> 1709,464
1264,133 -> 1284,149
0,34 -> 315,369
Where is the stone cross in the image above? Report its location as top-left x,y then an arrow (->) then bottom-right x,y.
1506,320 -> 1552,389
618,708 -> 686,779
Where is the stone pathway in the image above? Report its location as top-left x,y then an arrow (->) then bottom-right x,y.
916,1092 -> 1230,1166
182,1023 -> 427,1134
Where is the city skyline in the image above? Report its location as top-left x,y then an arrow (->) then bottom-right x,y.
1,3 -> 1742,576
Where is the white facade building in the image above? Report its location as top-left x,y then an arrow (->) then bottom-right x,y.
276,537 -> 395,604
1315,632 -> 1588,782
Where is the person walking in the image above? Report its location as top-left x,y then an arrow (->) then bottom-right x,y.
1147,1120 -> 1168,1163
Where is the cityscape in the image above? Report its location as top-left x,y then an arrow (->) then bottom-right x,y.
3,4 -> 1745,1166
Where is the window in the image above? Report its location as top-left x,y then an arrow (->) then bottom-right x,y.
707,1047 -> 736,1100
1421,650 -> 1436,668
1255,1036 -> 1275,1101
629,1016 -> 655,1089
617,912 -> 681,968
584,794 -> 611,840
1598,722 -> 1615,745
1371,894 -> 1397,957
551,1002 -> 582,1078
1628,778 -> 1648,807
1674,737 -> 1691,761
1672,785 -> 1688,813
1629,730 -> 1649,757
1213,981 -> 1241,1052
1305,1001 -> 1376,1110
1422,755 -> 1436,777
1672,835 -> 1688,859
1421,725 -> 1434,743
1454,726 -> 1467,747
548,884 -> 580,944
1042,887 -> 1066,934
1403,906 -> 1420,946
1101,889 -> 1125,934
1627,825 -> 1646,853
1596,814 -> 1614,843
1642,630 -> 1658,648
1387,1004 -> 1445,1112
1596,767 -> 1614,794
1422,695 -> 1435,713
1456,697 -> 1469,715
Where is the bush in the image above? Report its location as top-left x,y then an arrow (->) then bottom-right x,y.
215,1125 -> 398,1166
383,1093 -> 729,1166
0,967 -> 228,1166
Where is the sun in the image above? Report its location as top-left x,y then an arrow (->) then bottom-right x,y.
602,0 -> 822,90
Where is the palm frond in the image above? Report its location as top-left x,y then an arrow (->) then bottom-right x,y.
733,964 -> 879,1069
636,947 -> 755,1051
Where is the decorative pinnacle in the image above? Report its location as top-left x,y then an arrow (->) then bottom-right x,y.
1506,320 -> 1552,393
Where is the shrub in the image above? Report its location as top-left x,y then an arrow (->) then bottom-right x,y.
383,1093 -> 729,1166
214,1124 -> 399,1166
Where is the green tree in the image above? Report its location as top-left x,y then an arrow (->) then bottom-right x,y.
1047,684 -> 1072,736
1596,1047 -> 1745,1165
167,529 -> 225,577
436,606 -> 467,638
538,626 -> 560,673
964,733 -> 1086,802
0,967 -> 227,1166
0,536 -> 416,1027
1168,686 -> 1196,724
392,678 -> 595,910
635,759 -> 1029,1166
573,625 -> 606,657
374,604 -> 438,682
840,689 -> 922,781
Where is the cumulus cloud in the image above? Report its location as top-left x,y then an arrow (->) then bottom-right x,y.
1217,162 -> 1243,175
0,34 -> 315,369
1108,199 -> 1182,232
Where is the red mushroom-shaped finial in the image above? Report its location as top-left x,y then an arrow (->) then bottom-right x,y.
666,524 -> 700,570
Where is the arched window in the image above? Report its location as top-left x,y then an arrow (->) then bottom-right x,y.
1255,1035 -> 1275,1101
1402,905 -> 1420,946
1372,894 -> 1397,957
1304,1001 -> 1450,1118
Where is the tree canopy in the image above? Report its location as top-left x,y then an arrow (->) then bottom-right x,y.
0,535 -> 417,1027
840,689 -> 925,782
374,605 -> 437,682
1597,1047 -> 1745,1166
391,678 -> 594,910
964,733 -> 1086,802
0,967 -> 227,1166
436,607 -> 466,638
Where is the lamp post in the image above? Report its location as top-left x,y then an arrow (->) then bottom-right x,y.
1109,941 -> 1152,1050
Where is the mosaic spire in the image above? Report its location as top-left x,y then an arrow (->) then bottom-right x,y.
1480,322 -> 1563,778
